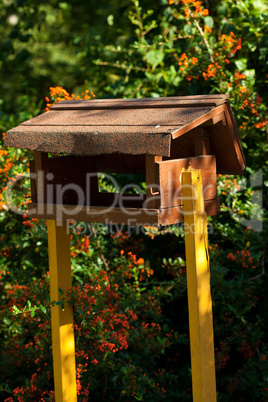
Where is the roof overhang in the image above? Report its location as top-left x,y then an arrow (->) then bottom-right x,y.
4,94 -> 245,174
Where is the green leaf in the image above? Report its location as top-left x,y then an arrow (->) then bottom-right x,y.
104,352 -> 109,360
145,50 -> 164,67
12,305 -> 21,314
204,16 -> 214,29
150,92 -> 161,97
30,310 -> 35,317
134,394 -> 143,401
183,24 -> 193,35
107,15 -> 114,26
15,49 -> 31,62
59,2 -> 69,10
246,41 -> 257,52
40,305 -> 46,314
77,307 -> 83,315
235,59 -> 247,70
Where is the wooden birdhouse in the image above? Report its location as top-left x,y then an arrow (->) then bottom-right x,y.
4,94 -> 246,402
5,94 -> 245,226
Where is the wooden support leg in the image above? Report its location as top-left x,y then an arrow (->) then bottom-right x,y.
47,220 -> 77,402
181,169 -> 217,402
146,155 -> 162,209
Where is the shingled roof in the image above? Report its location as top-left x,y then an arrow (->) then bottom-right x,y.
5,94 -> 245,174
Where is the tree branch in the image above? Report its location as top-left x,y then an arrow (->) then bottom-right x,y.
188,9 -> 214,63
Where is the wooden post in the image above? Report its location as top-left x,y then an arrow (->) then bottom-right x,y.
47,220 -> 77,402
181,169 -> 217,402
146,155 -> 162,208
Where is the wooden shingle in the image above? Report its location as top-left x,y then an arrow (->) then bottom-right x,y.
5,95 -> 245,174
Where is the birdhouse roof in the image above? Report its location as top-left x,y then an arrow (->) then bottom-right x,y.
4,94 -> 245,174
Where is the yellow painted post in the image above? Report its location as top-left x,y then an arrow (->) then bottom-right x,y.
181,169 -> 217,402
47,220 -> 77,402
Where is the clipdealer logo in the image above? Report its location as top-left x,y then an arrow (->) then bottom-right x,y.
3,170 -> 264,233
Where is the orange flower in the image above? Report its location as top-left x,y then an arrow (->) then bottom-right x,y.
184,7 -> 190,17
254,121 -> 266,128
202,62 -> 222,80
45,86 -> 95,111
240,86 -> 247,93
233,37 -> 242,53
204,25 -> 212,33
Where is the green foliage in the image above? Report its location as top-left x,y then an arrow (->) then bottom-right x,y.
0,0 -> 267,401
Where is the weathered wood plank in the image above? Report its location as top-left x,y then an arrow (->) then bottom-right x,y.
33,152 -> 48,212
158,198 -> 219,226
156,156 -> 217,209
28,203 -> 160,225
171,105 -> 226,139
27,197 -> 219,226
51,95 -> 229,110
146,155 -> 162,209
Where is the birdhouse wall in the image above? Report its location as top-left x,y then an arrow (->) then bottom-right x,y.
156,155 -> 217,209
